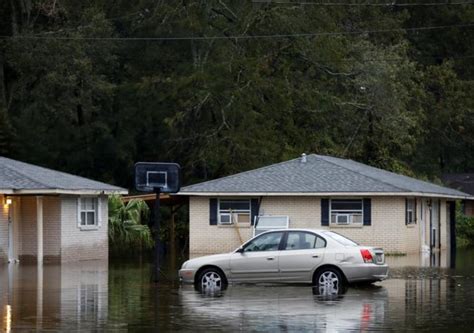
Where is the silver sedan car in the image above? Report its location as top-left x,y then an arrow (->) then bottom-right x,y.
179,229 -> 389,291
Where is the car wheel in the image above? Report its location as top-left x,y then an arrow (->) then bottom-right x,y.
314,268 -> 343,294
198,268 -> 226,291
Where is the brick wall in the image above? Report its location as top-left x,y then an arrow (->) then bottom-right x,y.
60,195 -> 108,262
44,197 -> 61,261
19,196 -> 37,259
0,195 -> 8,262
189,196 -> 448,255
17,196 -> 61,262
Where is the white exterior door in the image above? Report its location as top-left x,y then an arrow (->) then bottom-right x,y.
431,200 -> 440,250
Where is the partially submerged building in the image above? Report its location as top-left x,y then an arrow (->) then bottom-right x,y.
180,154 -> 473,255
0,157 -> 127,263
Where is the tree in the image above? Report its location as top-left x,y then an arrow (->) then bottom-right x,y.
108,195 -> 153,254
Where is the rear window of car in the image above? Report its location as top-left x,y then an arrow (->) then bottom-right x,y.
321,231 -> 359,247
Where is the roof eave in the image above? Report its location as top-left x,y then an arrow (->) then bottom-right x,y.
178,191 -> 472,200
12,188 -> 128,195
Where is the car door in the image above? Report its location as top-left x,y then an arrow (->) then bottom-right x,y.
278,231 -> 326,282
229,231 -> 284,282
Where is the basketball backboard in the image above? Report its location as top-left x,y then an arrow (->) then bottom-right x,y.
134,162 -> 181,193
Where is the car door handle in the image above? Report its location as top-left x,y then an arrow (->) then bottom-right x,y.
266,257 -> 275,261
312,255 -> 319,258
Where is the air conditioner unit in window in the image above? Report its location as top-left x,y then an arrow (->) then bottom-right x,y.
336,214 -> 350,225
219,213 -> 233,225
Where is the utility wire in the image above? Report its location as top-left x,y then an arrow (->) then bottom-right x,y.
1,22 -> 473,41
253,0 -> 474,6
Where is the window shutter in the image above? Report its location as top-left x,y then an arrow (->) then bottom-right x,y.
405,198 -> 408,225
321,199 -> 329,226
363,198 -> 371,226
251,198 -> 258,226
209,198 -> 218,225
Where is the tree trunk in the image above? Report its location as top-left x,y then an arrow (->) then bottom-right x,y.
0,51 -> 6,110
364,110 -> 376,164
10,0 -> 18,35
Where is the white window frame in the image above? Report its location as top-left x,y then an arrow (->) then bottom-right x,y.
77,196 -> 102,230
218,199 -> 251,225
330,199 -> 363,225
406,198 -> 416,225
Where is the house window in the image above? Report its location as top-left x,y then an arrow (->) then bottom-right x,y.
330,199 -> 363,225
80,197 -> 98,226
218,199 -> 251,224
406,198 -> 416,224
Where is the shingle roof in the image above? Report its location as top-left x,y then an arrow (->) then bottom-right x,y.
0,156 -> 127,194
180,154 -> 469,198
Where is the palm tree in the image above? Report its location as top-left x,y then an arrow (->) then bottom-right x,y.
108,195 -> 154,254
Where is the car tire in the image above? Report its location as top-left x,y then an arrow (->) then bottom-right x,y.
197,268 -> 227,291
313,267 -> 344,293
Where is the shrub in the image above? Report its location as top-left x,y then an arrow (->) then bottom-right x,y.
108,195 -> 154,254
456,202 -> 474,247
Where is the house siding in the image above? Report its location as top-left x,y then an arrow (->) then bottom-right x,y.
17,196 -> 61,262
60,195 -> 108,262
19,196 -> 37,261
44,197 -> 62,261
189,196 -> 447,255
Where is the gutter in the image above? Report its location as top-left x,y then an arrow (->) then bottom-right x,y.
177,191 -> 473,200
11,188 -> 128,195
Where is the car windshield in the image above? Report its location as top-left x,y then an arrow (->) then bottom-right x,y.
321,231 -> 359,247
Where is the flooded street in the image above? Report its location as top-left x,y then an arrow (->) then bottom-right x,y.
1,250 -> 474,332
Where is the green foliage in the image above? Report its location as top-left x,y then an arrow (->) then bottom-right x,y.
0,1 -> 473,184
108,195 -> 153,254
456,202 -> 474,247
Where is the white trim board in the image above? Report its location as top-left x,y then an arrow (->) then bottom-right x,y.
10,189 -> 128,195
178,191 -> 473,200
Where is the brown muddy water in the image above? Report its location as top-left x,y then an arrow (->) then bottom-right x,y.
1,250 -> 474,332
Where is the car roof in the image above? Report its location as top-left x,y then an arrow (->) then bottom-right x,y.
261,228 -> 327,233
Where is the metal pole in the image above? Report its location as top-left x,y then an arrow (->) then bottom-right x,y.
153,187 -> 161,282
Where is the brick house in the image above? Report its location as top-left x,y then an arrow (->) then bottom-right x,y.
179,154 -> 473,256
0,157 -> 127,263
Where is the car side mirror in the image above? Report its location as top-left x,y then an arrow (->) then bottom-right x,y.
236,247 -> 244,253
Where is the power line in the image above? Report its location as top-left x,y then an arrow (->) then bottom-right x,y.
254,0 -> 474,6
1,22 -> 473,41
326,54 -> 474,62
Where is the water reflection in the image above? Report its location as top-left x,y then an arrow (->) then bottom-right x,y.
386,250 -> 453,268
181,283 -> 387,332
1,249 -> 474,331
0,261 -> 108,331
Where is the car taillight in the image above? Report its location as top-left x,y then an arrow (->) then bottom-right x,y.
360,249 -> 374,263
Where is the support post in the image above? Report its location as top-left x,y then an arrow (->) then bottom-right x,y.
153,188 -> 161,282
36,196 -> 43,265
170,206 -> 177,275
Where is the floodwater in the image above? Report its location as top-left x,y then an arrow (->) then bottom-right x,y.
1,250 -> 474,332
